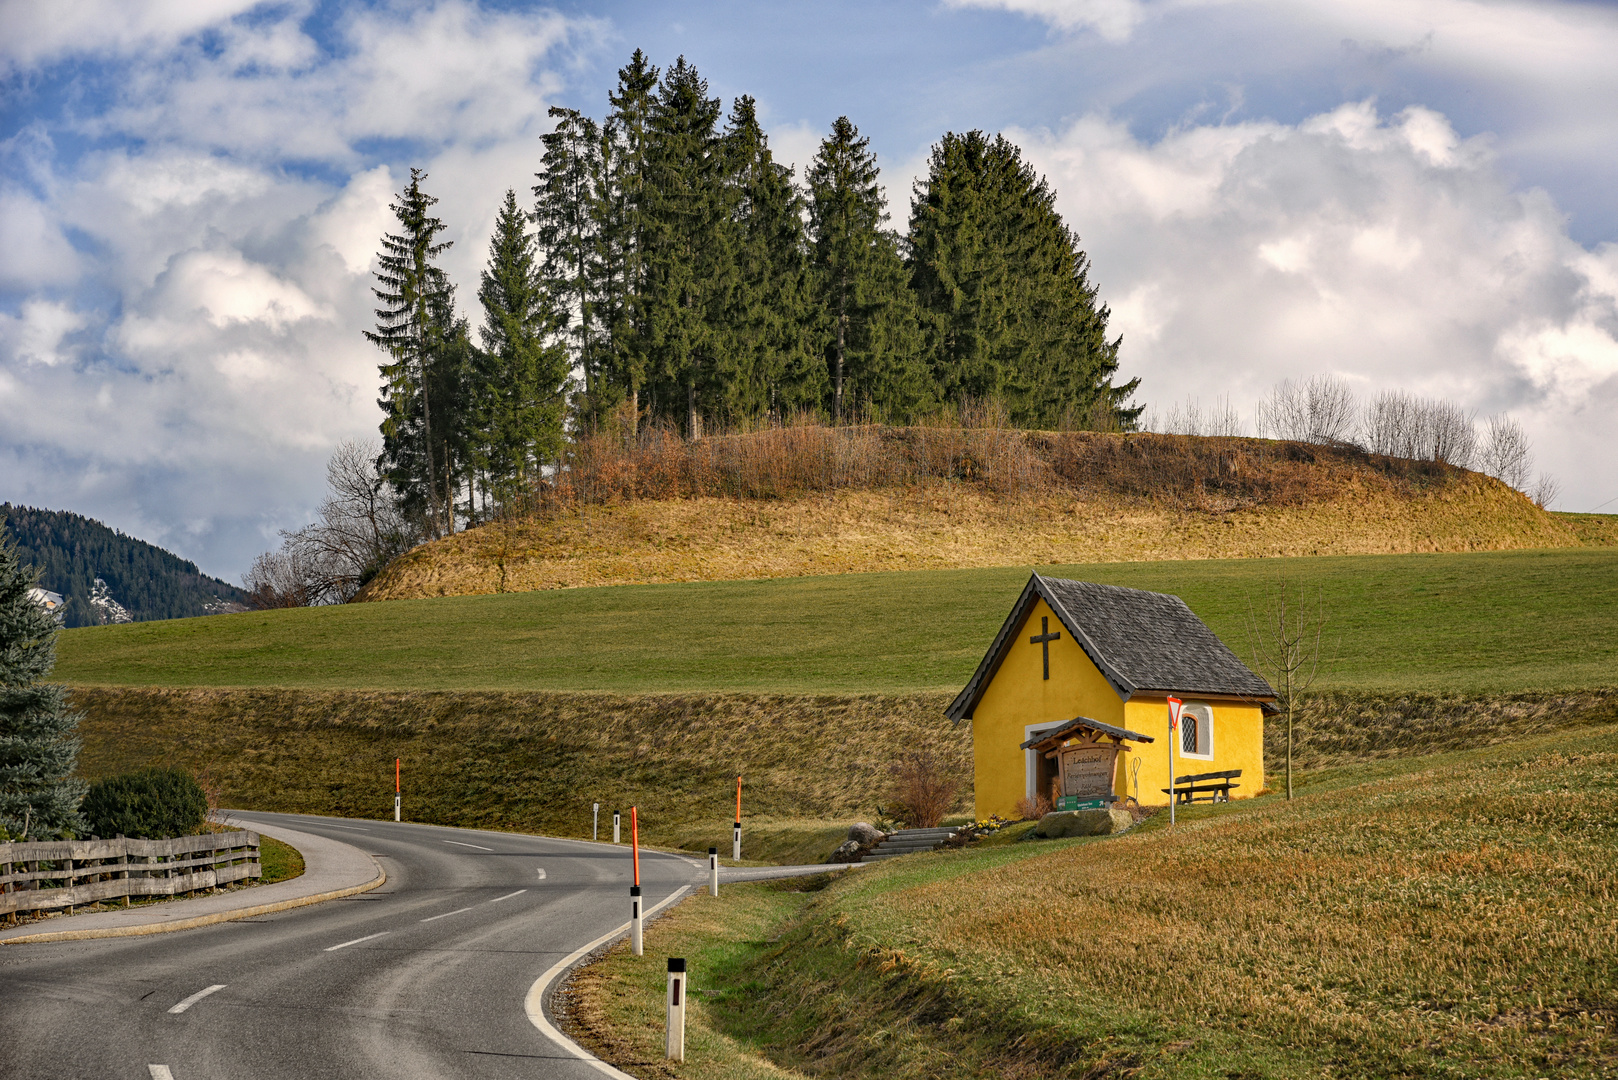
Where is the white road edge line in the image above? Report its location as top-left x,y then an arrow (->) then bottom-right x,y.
325,931 -> 390,952
442,840 -> 494,851
421,906 -> 474,922
148,1066 -> 175,1079
167,984 -> 226,1014
489,889 -> 528,903
524,885 -> 692,1079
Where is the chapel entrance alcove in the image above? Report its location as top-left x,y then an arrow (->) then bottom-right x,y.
1021,716 -> 1155,810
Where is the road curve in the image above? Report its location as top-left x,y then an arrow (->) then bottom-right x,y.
0,812 -> 699,1079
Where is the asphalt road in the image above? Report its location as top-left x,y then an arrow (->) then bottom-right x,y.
0,812 -> 699,1079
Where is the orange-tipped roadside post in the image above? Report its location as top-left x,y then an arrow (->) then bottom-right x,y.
630,806 -> 643,956
733,776 -> 742,861
394,758 -> 401,822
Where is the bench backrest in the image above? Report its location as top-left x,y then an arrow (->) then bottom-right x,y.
1174,769 -> 1243,784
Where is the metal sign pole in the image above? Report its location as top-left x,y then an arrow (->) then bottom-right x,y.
1166,696 -> 1182,826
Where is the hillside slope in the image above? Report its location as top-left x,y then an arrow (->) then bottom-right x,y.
55,550 -> 1618,694
358,429 -> 1592,601
1,503 -> 249,626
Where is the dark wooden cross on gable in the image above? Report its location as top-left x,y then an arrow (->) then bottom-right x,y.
1029,615 -> 1061,680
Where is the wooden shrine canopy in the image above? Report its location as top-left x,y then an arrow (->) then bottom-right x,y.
1019,715 -> 1155,752
1021,716 -> 1157,804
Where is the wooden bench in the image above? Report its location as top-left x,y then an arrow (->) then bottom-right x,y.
1161,769 -> 1242,805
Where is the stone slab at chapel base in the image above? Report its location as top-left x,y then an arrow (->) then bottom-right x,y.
1035,808 -> 1133,838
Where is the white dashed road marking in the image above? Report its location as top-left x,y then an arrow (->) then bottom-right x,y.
442,840 -> 493,851
489,890 -> 527,903
325,932 -> 390,952
421,907 -> 474,922
167,985 -> 226,1014
148,1066 -> 175,1079
536,868 -> 547,879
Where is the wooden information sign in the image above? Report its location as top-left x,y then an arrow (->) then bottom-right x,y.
1059,745 -> 1118,799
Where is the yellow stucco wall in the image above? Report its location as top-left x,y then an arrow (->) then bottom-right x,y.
969,597 -> 1267,818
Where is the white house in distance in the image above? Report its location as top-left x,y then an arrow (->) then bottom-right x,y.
28,587 -> 65,622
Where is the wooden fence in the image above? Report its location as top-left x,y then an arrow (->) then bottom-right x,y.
0,831 -> 261,920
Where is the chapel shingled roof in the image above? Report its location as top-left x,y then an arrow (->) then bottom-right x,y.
945,573 -> 1277,721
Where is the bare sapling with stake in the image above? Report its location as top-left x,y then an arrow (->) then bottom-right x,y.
1247,580 -> 1328,800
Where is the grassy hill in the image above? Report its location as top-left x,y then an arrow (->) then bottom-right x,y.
56,549 -> 1618,695
352,426 -> 1610,602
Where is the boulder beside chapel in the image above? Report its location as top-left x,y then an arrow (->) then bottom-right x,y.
947,573 -> 1278,818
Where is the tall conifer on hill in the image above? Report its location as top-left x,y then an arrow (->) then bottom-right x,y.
596,49 -> 660,435
478,189 -> 570,498
643,57 -> 732,437
807,117 -> 929,423
534,107 -> 603,424
720,96 -> 819,419
366,169 -> 465,535
0,521 -> 85,840
908,131 -> 1139,429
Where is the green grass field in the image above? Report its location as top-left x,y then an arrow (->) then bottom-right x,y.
57,549 -> 1618,694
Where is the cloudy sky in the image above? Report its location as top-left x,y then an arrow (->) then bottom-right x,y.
3,0 -> 1616,581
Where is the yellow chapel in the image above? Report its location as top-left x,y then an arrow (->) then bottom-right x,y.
947,574 -> 1278,819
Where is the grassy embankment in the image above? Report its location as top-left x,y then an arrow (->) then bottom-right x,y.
58,549 -> 1618,853
57,548 -> 1618,694
567,723 -> 1618,1079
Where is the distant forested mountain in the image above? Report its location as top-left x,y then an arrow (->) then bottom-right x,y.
1,503 -> 250,628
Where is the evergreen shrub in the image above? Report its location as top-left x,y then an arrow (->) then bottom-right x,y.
80,767 -> 208,839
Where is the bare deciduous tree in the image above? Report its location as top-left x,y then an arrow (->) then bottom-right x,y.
1257,375 -> 1358,445
244,440 -> 419,608
1480,414 -> 1533,491
1247,580 -> 1328,801
1363,390 -> 1477,467
1530,472 -> 1561,510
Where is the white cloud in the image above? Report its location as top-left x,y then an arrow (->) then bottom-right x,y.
0,2 -> 585,576
0,299 -> 87,367
0,0 -> 270,73
1013,100 -> 1618,510
0,190 -> 80,287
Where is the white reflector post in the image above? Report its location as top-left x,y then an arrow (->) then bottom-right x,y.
630,885 -> 643,957
666,957 -> 687,1061
593,802 -> 599,841
708,847 -> 718,897
613,811 -> 620,844
732,821 -> 741,862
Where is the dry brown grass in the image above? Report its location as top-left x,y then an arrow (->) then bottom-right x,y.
361,469 -> 1582,601
568,724 -> 1618,1079
69,686 -> 970,847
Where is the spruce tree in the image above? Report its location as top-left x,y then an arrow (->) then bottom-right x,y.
908,131 -> 1138,429
534,108 -> 603,422
479,188 -> 571,496
0,520 -> 85,840
719,96 -> 819,420
807,117 -> 929,423
642,56 -> 732,437
597,49 -> 660,435
366,168 -> 463,535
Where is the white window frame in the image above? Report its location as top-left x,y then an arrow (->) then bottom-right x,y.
1024,720 -> 1070,801
1178,702 -> 1215,761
